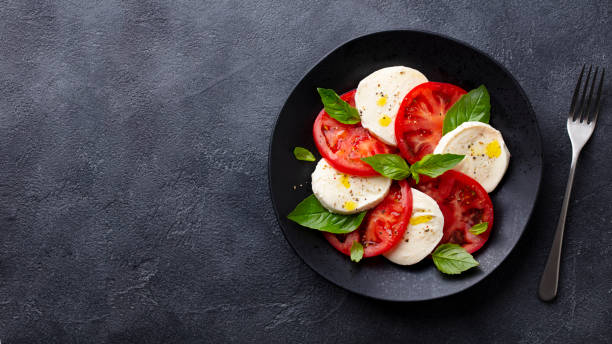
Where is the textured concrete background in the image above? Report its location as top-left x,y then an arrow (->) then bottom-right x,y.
0,1 -> 610,343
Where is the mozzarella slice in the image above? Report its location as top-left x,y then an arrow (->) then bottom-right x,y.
311,158 -> 391,215
355,66 -> 428,146
384,188 -> 444,265
433,121 -> 510,192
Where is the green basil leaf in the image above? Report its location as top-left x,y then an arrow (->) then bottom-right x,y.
432,243 -> 479,275
410,154 -> 465,179
287,194 -> 366,234
350,241 -> 364,262
360,154 -> 411,180
411,171 -> 420,184
468,222 -> 489,235
442,85 -> 491,135
293,147 -> 316,162
317,88 -> 361,124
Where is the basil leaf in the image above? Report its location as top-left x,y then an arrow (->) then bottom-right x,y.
411,171 -> 420,184
360,154 -> 411,180
361,153 -> 464,183
469,222 -> 489,235
410,154 -> 465,179
350,241 -> 364,262
442,85 -> 491,135
432,243 -> 479,275
287,194 -> 366,234
317,88 -> 361,124
293,147 -> 316,162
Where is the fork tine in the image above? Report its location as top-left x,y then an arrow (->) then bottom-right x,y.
574,65 -> 592,121
569,65 -> 585,120
588,68 -> 605,125
580,67 -> 599,123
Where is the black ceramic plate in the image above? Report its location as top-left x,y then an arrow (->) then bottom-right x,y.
268,30 -> 542,301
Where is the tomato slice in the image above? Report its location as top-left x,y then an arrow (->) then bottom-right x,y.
395,82 -> 466,164
411,170 -> 493,253
313,90 -> 395,176
324,180 -> 412,257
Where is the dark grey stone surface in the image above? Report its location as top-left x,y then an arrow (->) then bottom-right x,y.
0,1 -> 610,343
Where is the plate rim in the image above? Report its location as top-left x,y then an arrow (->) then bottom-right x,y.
267,29 -> 543,302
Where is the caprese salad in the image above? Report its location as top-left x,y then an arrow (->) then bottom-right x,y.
288,66 -> 510,275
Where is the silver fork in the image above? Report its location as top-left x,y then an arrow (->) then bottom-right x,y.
538,65 -> 605,301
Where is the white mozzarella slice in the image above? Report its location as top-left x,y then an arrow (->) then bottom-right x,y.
383,188 -> 444,265
433,121 -> 510,192
311,158 -> 391,215
355,66 -> 428,146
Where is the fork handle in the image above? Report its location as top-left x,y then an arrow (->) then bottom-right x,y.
538,150 -> 580,301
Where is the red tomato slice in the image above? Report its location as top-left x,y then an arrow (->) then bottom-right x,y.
324,180 -> 413,258
395,82 -> 466,164
411,170 -> 494,253
313,90 -> 395,176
